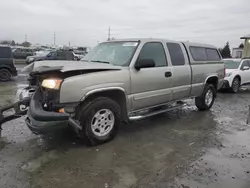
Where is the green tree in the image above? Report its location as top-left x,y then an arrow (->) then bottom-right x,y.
21,41 -> 31,47
10,40 -> 16,46
239,43 -> 244,48
0,40 -> 11,45
220,42 -> 231,58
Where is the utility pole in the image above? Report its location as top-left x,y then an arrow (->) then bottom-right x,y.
25,34 -> 27,42
53,32 -> 56,46
108,26 -> 111,41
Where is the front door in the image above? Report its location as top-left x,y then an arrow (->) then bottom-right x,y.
130,42 -> 173,111
240,60 -> 250,85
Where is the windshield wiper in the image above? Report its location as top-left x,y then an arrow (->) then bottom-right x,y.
91,60 -> 110,64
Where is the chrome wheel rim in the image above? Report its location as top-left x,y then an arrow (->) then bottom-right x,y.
232,79 -> 239,92
205,89 -> 213,106
91,109 -> 115,137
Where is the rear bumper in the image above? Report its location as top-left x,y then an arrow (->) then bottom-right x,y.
26,89 -> 81,135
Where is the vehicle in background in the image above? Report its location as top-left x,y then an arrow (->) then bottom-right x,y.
73,50 -> 87,60
13,47 -> 34,59
222,58 -> 250,93
25,50 -> 74,64
34,50 -> 52,56
0,46 -> 17,81
8,38 -> 224,146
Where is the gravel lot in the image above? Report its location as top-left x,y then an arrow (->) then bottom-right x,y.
1,71 -> 250,188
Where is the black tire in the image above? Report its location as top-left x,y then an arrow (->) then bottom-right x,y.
0,68 -> 12,82
77,97 -> 121,146
195,84 -> 216,111
230,77 -> 240,93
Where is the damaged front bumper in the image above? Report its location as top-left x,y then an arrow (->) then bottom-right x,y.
25,89 -> 82,135
0,87 -> 34,125
0,87 -> 82,136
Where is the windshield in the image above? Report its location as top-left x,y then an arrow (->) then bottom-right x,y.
82,41 -> 139,66
224,59 -> 241,69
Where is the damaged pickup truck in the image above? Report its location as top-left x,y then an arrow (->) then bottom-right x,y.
0,39 -> 225,145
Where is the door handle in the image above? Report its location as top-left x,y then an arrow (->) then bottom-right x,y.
165,72 -> 172,78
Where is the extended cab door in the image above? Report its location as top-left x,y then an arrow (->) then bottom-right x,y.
166,42 -> 192,100
130,42 -> 173,111
240,60 -> 250,85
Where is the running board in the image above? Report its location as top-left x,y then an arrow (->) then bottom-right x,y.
129,104 -> 184,121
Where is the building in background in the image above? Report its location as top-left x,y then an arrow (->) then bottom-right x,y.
232,48 -> 243,58
240,34 -> 250,58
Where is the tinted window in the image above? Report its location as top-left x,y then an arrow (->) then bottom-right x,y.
138,42 -> 167,67
190,47 -> 207,61
241,60 -> 250,69
167,43 -> 185,66
57,51 -> 66,60
49,52 -> 56,57
206,49 -> 221,61
0,47 -> 12,58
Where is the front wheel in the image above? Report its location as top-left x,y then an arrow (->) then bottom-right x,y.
0,69 -> 12,82
195,84 -> 216,111
230,77 -> 240,93
77,97 -> 121,146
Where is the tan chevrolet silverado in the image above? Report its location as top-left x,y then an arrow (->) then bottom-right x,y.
0,39 -> 225,145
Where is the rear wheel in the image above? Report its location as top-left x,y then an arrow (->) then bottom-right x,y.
77,97 -> 121,146
195,84 -> 216,111
0,69 -> 12,82
230,77 -> 240,93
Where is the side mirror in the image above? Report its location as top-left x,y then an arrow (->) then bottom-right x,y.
135,59 -> 155,70
243,66 -> 250,71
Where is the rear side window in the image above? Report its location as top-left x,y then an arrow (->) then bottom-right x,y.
57,51 -> 66,60
190,47 -> 207,61
206,48 -> 221,61
167,43 -> 185,66
0,47 -> 12,58
138,42 -> 167,67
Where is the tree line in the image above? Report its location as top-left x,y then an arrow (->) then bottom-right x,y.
219,42 -> 244,58
0,40 -> 31,47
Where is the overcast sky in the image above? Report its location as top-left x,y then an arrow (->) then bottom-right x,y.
1,0 -> 249,48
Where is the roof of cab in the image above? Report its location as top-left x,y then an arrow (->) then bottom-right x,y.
103,38 -> 218,49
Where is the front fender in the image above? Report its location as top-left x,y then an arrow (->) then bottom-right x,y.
59,69 -> 130,104
81,87 -> 126,101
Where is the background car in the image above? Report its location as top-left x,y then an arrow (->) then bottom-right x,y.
223,58 -> 250,93
26,50 -> 74,64
13,47 -> 34,59
0,46 -> 17,81
73,50 -> 87,60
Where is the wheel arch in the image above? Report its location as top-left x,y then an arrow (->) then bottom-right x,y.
0,65 -> 11,72
79,87 -> 129,123
201,76 -> 219,97
234,75 -> 241,84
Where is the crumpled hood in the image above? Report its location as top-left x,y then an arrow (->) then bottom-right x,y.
21,60 -> 122,74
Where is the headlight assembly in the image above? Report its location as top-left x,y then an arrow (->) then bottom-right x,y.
41,79 -> 63,90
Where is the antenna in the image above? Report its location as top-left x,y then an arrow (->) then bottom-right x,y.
54,32 -> 56,46
108,27 -> 111,41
